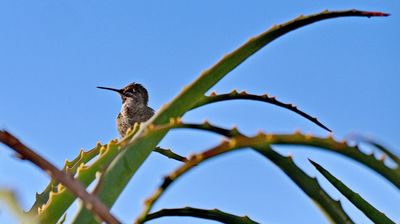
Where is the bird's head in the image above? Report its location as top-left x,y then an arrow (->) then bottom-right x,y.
97,82 -> 149,105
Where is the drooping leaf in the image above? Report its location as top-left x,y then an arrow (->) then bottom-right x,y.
144,207 -> 260,224
309,160 -> 396,224
192,90 -> 331,131
132,121 -> 354,223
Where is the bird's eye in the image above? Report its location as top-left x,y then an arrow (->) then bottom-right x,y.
130,89 -> 136,93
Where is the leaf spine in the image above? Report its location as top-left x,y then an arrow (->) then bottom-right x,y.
209,91 -> 217,96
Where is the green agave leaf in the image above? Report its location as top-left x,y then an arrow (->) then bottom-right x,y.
268,133 -> 400,188
29,142 -> 102,214
309,160 -> 396,224
121,120 -> 396,223
36,124 -> 142,224
145,207 -> 260,224
130,121 -> 353,223
37,140 -> 120,224
357,136 -> 400,167
72,10 -> 388,223
256,149 -> 354,223
132,120 -> 400,190
191,90 -> 331,132
37,124 -> 185,224
154,147 -> 188,162
29,125 -> 139,215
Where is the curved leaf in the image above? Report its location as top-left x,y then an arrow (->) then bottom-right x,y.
133,121 -> 354,223
191,90 -> 331,131
310,160 -> 396,224
145,207 -> 260,224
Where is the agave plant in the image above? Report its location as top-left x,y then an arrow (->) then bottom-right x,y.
0,9 -> 397,224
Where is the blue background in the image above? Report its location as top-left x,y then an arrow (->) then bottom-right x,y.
0,1 -> 399,223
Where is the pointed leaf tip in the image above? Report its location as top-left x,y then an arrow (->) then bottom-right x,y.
308,158 -> 319,168
319,124 -> 332,133
361,11 -> 390,17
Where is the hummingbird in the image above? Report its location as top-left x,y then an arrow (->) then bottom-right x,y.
97,83 -> 154,137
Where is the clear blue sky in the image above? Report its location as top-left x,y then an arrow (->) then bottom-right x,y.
0,1 -> 399,223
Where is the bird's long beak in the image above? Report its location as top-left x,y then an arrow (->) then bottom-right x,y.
97,86 -> 122,94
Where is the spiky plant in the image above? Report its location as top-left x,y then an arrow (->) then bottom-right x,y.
0,9 -> 397,224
